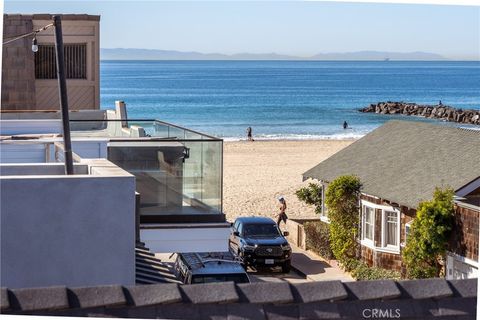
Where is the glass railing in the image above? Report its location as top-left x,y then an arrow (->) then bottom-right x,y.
69,119 -> 219,140
70,119 -> 223,219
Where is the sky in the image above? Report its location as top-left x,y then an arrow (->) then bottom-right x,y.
4,1 -> 480,59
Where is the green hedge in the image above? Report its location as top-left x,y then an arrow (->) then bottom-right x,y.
343,259 -> 401,281
303,221 -> 334,260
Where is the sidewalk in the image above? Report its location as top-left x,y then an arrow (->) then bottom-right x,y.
290,246 -> 354,282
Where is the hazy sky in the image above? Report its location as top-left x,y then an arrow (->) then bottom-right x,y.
4,1 -> 480,59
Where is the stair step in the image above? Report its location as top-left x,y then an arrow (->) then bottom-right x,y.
135,250 -> 156,258
135,256 -> 164,267
136,271 -> 179,284
136,265 -> 174,278
135,279 -> 152,285
136,261 -> 170,273
135,247 -> 154,255
136,277 -> 166,285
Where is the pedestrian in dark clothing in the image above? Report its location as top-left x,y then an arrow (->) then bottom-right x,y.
276,196 -> 288,227
343,121 -> 348,129
246,127 -> 253,141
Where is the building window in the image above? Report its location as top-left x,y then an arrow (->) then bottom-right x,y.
362,205 -> 374,241
361,199 -> 401,253
404,220 -> 413,243
384,211 -> 398,246
35,44 -> 87,79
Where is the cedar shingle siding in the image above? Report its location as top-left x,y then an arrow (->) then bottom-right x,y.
450,204 -> 480,262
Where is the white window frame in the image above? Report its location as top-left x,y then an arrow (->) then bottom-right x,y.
361,204 -> 375,246
319,181 -> 330,223
381,209 -> 401,250
401,220 -> 413,247
360,199 -> 401,254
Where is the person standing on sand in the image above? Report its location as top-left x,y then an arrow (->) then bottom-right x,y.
246,126 -> 253,141
276,196 -> 288,227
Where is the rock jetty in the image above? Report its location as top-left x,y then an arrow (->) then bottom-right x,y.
359,102 -> 480,125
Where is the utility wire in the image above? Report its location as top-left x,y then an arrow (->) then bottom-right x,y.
2,23 -> 54,45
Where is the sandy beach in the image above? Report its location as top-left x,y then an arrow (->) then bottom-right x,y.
223,139 -> 355,222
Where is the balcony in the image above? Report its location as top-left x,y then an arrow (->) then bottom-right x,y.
69,118 -> 224,224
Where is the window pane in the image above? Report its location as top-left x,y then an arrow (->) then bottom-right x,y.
385,211 -> 398,246
363,206 -> 374,241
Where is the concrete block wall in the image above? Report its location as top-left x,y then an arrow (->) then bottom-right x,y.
1,14 -> 36,110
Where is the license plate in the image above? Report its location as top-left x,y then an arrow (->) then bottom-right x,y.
265,259 -> 274,265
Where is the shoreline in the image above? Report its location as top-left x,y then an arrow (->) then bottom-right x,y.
222,137 -> 361,142
223,139 -> 356,222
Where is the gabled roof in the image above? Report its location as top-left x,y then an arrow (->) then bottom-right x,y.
303,120 -> 480,209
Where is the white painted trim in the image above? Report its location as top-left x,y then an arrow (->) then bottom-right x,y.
361,241 -> 401,255
456,177 -> 480,197
401,220 -> 414,247
0,120 -> 62,135
361,199 -> 395,211
455,201 -> 480,212
361,192 -> 380,200
141,227 -> 231,253
319,216 -> 330,224
361,203 -> 375,246
447,251 -> 479,268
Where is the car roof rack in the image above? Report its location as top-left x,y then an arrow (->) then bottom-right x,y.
181,252 -> 242,270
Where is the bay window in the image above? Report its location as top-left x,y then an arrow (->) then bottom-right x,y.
361,199 -> 401,253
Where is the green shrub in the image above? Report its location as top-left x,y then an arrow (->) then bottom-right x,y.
296,183 -> 323,215
303,221 -> 334,260
344,259 -> 401,281
325,175 -> 362,264
402,187 -> 455,279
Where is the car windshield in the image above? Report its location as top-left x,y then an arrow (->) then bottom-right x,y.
243,224 -> 280,237
191,274 -> 250,284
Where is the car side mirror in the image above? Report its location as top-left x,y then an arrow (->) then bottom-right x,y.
283,231 -> 289,236
230,222 -> 234,227
233,231 -> 240,236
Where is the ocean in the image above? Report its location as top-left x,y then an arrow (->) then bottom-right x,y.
100,60 -> 480,140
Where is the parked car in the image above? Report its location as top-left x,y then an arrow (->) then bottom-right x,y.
229,217 -> 292,273
173,251 -> 250,284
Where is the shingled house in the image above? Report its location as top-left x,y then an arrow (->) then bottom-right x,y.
303,120 -> 480,278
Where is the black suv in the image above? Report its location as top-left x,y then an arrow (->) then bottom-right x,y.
229,217 -> 292,273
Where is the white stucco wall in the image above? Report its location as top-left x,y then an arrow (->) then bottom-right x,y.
141,225 -> 231,253
0,173 -> 136,288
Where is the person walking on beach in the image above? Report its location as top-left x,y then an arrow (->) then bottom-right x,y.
343,121 -> 348,129
276,196 -> 288,227
246,126 -> 253,141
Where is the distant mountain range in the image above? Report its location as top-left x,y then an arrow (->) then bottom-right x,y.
101,48 -> 448,61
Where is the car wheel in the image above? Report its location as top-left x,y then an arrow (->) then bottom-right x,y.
281,261 -> 291,273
